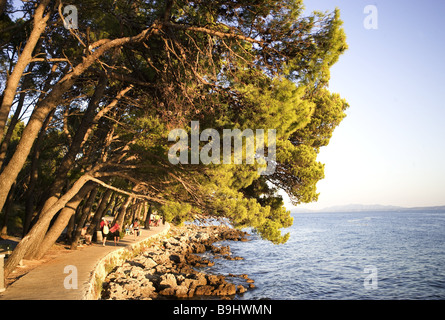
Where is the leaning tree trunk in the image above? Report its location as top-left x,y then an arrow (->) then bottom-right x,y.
14,75 -> 107,256
136,202 -> 144,221
126,198 -> 137,225
86,189 -> 113,238
110,195 -> 121,219
4,174 -> 92,277
0,87 -> 26,168
22,109 -> 55,236
70,186 -> 98,250
34,182 -> 95,260
0,74 -> 77,215
144,204 -> 152,229
0,52 -> 50,168
0,182 -> 15,237
113,196 -> 132,227
30,76 -> 108,238
65,213 -> 76,244
142,202 -> 148,222
0,0 -> 50,143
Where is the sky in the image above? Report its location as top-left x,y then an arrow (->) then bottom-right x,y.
287,0 -> 445,210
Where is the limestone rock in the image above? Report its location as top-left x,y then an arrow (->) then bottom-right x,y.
159,287 -> 176,296
194,285 -> 214,296
160,273 -> 177,288
237,285 -> 247,294
175,285 -> 189,298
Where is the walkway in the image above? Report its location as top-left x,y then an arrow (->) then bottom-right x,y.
0,223 -> 170,300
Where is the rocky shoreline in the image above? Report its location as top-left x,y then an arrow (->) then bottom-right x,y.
100,224 -> 255,300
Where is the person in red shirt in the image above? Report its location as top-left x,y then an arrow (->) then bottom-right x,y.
109,222 -> 121,246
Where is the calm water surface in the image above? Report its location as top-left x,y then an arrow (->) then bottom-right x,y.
208,211 -> 445,299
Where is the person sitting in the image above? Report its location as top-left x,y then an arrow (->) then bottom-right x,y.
81,226 -> 92,245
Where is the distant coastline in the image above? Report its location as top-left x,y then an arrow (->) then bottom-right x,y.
291,204 -> 445,214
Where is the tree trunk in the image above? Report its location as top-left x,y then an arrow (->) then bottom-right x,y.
0,0 -> 7,16
0,55 -> 48,168
29,75 -> 108,234
20,64 -> 60,236
0,182 -> 15,237
0,0 -> 51,143
142,202 -> 148,222
34,182 -> 95,259
0,74 -> 78,215
86,189 -> 113,237
129,200 -> 136,223
22,109 -> 55,236
48,75 -> 108,198
0,88 -> 25,169
70,186 -> 98,250
144,204 -> 152,229
66,214 -> 76,244
136,202 -> 144,221
4,174 -> 92,276
110,194 -> 121,219
127,198 -> 137,224
113,196 -> 132,227
23,179 -> 71,259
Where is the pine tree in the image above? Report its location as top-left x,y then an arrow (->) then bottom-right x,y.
1,0 -> 349,275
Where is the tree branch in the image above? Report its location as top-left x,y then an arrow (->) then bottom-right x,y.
88,176 -> 166,204
163,21 -> 264,45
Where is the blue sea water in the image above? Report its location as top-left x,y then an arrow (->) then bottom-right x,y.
208,211 -> 445,300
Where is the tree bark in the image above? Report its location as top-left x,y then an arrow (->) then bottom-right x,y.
50,75 -> 108,197
0,0 -> 7,16
32,75 -> 108,231
66,214 -> 76,244
110,194 -> 121,218
34,182 -> 95,260
0,53 -> 48,168
144,204 -> 152,229
0,182 -> 15,237
86,189 -> 113,237
22,109 -> 55,236
70,186 -> 98,250
4,174 -> 92,276
0,0 -> 51,143
0,88 -> 25,169
0,74 -> 77,216
113,196 -> 132,228
141,202 -> 148,222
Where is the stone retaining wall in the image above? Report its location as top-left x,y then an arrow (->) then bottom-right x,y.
82,223 -> 171,300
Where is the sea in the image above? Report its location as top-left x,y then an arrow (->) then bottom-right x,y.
204,210 -> 445,300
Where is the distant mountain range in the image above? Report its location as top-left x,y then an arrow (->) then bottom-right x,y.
291,204 -> 445,213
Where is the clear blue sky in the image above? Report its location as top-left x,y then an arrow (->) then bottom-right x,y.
288,0 -> 445,210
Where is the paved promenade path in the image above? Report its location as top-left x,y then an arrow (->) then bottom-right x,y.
0,223 -> 170,300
